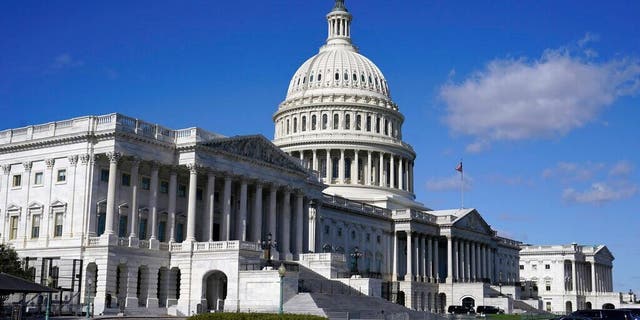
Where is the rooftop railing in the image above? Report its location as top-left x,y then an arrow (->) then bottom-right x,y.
321,193 -> 392,218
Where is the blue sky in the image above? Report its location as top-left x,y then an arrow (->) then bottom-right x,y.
1,1 -> 639,293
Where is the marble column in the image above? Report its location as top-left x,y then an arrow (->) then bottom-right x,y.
237,180 -> 248,241
353,150 -> 359,185
325,149 -> 331,182
392,231 -> 398,280
465,241 -> 471,282
427,236 -> 433,282
453,238 -> 459,281
459,240 -> 465,282
406,231 -> 413,281
414,235 -> 419,281
167,170 -> 178,242
295,193 -> 304,256
378,153 -> 384,187
398,157 -> 404,190
251,182 -> 263,242
281,189 -> 292,260
185,164 -> 198,242
471,242 -> 477,281
572,260 -> 577,292
206,173 -> 215,242
434,238 -> 439,282
447,237 -> 454,283
420,236 -> 426,282
268,186 -> 278,260
312,149 -> 318,171
367,151 -> 372,185
222,176 -> 232,241
148,164 -> 159,243
339,149 -> 345,183
308,201 -> 317,252
129,159 -> 140,241
104,152 -> 121,237
390,155 -> 395,188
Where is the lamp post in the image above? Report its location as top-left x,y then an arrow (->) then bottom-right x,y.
278,263 -> 286,315
261,233 -> 277,267
85,278 -> 93,319
350,246 -> 363,276
45,276 -> 53,320
498,282 -> 502,296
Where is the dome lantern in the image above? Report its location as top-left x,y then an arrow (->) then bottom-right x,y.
325,0 -> 353,49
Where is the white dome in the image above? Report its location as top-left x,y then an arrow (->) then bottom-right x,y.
285,48 -> 391,101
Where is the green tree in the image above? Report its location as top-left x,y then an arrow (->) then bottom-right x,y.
0,244 -> 30,279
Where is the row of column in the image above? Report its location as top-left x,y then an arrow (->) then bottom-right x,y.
396,231 -> 441,283
447,237 -> 493,283
593,263 -> 613,293
101,152 -> 309,259
276,110 -> 398,139
293,149 -> 414,193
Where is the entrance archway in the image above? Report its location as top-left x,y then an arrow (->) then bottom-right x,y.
396,291 -> 405,306
565,301 -> 573,314
586,302 -> 592,310
602,303 -> 615,309
203,271 -> 227,312
462,297 -> 475,309
438,293 -> 446,313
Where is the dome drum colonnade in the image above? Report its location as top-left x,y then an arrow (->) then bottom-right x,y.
273,0 -> 417,201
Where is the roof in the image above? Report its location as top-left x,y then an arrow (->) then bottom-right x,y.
0,273 -> 58,295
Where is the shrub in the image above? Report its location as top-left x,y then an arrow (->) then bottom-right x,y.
188,313 -> 327,320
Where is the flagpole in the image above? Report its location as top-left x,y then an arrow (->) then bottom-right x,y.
461,163 -> 464,209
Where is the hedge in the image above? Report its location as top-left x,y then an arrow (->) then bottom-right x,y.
188,313 -> 327,320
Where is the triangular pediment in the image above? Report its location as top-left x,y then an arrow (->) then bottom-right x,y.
201,135 -> 309,175
453,209 -> 493,234
28,201 -> 44,210
595,245 -> 615,261
50,200 -> 67,208
7,204 -> 22,212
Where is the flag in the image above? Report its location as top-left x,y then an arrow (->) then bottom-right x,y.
455,161 -> 463,173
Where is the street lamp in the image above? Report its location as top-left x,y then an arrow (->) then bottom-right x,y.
278,263 -> 286,315
45,276 -> 53,320
261,233 -> 277,267
350,246 -> 363,276
498,282 -> 503,296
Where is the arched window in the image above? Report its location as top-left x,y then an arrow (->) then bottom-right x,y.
293,117 -> 297,133
335,72 -> 339,80
356,115 -> 362,130
344,72 -> 348,81
297,78 -> 300,85
318,73 -> 322,81
366,116 -> 371,131
322,114 -> 328,130
345,114 -> 351,129
369,75 -> 373,84
332,158 -> 339,179
390,122 -> 394,137
286,119 -> 290,135
352,73 -> 357,81
361,74 -> 365,82
301,116 -> 306,131
302,77 -> 306,84
345,158 -> 352,179
375,77 -> 379,86
376,117 -> 380,133
333,114 -> 339,130
310,74 -> 314,82
384,119 -> 388,135
312,115 -> 317,130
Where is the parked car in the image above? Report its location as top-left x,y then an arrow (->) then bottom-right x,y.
570,309 -> 640,320
477,305 -> 504,314
448,305 -> 476,314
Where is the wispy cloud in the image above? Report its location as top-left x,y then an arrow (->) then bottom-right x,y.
425,173 -> 472,192
609,160 -> 634,177
542,161 -> 605,182
563,182 -> 637,205
51,53 -> 84,70
439,34 -> 640,152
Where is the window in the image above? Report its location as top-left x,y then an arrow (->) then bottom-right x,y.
286,119 -> 290,134
344,72 -> 348,81
50,266 -> 59,288
332,158 -> 339,179
302,116 -> 307,131
158,221 -> 166,242
160,181 -> 169,194
56,169 -> 66,183
545,264 -> 550,270
366,233 -> 370,241
293,117 -> 297,133
545,280 -> 551,291
118,215 -> 128,237
34,172 -> 43,185
345,114 -> 351,129
345,158 -> 351,178
352,73 -> 357,81
333,114 -> 339,130
310,74 -> 314,82
141,177 -> 151,190
54,212 -> 63,237
376,118 -> 381,133
546,302 -> 552,312
196,188 -> 203,201
121,173 -> 131,186
178,185 -> 186,197
324,225 -> 330,235
101,169 -> 109,182
366,116 -> 371,131
337,228 -> 342,237
31,215 -> 40,238
356,115 -> 361,130
9,216 -> 18,240
317,73 -> 322,81
377,235 -> 381,244
335,72 -> 339,80
361,74 -> 365,82
322,114 -> 328,130
139,218 -> 148,240
311,115 -> 317,130
12,174 -> 21,187
176,223 -> 184,242
351,230 -> 356,239
520,265 -> 524,270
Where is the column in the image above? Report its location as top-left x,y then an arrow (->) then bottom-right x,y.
353,150 -> 359,184
465,241 -> 471,281
471,242 -> 476,281
414,235 -> 419,281
128,159 -> 140,241
185,164 -> 198,242
406,231 -> 413,281
572,260 -> 577,292
168,170 -> 178,242
206,173 -> 215,242
398,157 -> 404,190
453,239 -> 459,281
378,153 -> 384,187
325,149 -> 331,182
295,193 -> 304,256
268,186 -> 278,260
125,265 -> 138,307
392,231 -> 398,280
312,150 -> 318,171
281,189 -> 292,260
251,182 -> 263,242
420,236 -> 426,282
458,240 -> 464,281
146,267 -> 159,308
488,248 -> 494,283
339,149 -> 345,183
447,237 -> 456,283
104,152 -> 121,237
434,238 -> 439,282
481,244 -> 487,280
367,151 -> 372,185
308,201 -> 317,252
149,164 -> 159,243
390,155 -> 395,188
237,180 -> 248,241
222,176 -> 232,241
427,236 -> 433,282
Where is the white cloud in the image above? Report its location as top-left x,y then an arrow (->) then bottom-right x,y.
542,161 -> 605,182
51,53 -> 84,70
425,174 -> 472,192
439,38 -> 640,152
563,182 -> 637,204
609,160 -> 634,177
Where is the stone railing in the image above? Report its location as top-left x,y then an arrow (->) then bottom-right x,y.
322,193 -> 391,218
138,240 -> 149,249
159,242 -> 169,251
496,236 -> 521,248
0,113 -> 224,146
167,240 -> 262,253
273,131 -> 414,153
392,208 -> 437,223
87,236 -> 101,247
299,252 -> 346,263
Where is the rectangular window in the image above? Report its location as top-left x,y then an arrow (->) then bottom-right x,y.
118,215 -> 128,237
546,285 -> 551,291
546,302 -> 552,312
31,215 -> 41,238
520,265 -> 524,270
34,172 -> 44,185
141,177 -> 151,190
178,185 -> 186,197
54,213 -> 63,237
176,223 -> 184,242
139,218 -> 147,240
158,221 -> 166,242
337,227 -> 342,237
196,188 -> 203,201
545,264 -> 550,269
122,173 -> 131,186
12,174 -> 22,187
9,216 -> 19,239
101,169 -> 109,182
324,225 -> 330,235
160,181 -> 169,194
56,169 -> 66,183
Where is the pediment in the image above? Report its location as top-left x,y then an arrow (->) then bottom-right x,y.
50,200 -> 67,208
7,204 -> 22,212
453,209 -> 493,234
28,201 -> 44,210
201,135 -> 308,175
595,245 -> 615,261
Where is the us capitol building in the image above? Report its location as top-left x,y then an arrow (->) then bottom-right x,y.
0,1 -> 619,317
